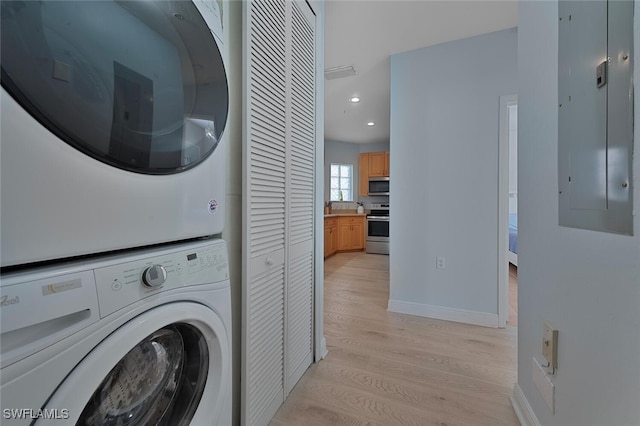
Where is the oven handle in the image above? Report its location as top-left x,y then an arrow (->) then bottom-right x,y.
366,216 -> 390,221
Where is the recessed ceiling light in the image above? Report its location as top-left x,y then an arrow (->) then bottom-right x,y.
350,97 -> 360,103
367,122 -> 375,126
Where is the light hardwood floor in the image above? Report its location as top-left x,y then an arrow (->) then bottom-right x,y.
271,252 -> 519,426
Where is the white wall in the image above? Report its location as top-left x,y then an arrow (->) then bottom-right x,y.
360,142 -> 390,154
388,28 -> 517,324
515,2 -> 640,425
324,140 -> 390,205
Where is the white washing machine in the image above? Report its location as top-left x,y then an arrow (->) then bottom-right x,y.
0,238 -> 231,425
0,0 -> 229,267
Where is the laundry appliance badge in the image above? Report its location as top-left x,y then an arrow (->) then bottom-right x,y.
208,199 -> 219,214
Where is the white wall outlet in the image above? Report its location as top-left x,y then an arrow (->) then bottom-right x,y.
542,321 -> 558,368
436,256 -> 446,270
533,357 -> 555,413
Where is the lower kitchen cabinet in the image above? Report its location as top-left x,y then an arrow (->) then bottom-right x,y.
324,218 -> 338,258
324,216 -> 364,258
336,216 -> 365,251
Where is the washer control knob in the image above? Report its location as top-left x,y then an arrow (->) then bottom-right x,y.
142,264 -> 167,288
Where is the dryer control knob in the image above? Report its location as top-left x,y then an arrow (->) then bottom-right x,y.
142,264 -> 167,288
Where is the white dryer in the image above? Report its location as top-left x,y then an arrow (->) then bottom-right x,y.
0,238 -> 231,425
0,0 -> 229,267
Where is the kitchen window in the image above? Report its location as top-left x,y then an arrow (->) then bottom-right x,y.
330,163 -> 353,201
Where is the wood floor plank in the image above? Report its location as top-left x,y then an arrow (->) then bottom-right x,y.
270,252 -> 519,425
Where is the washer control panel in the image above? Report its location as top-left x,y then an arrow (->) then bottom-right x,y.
94,240 -> 229,318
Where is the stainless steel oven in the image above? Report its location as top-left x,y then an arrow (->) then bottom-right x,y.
366,204 -> 389,255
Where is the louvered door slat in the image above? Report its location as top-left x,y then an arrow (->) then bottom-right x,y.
290,159 -> 314,173
250,79 -> 286,112
251,140 -> 286,161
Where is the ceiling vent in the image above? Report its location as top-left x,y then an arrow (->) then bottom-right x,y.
324,65 -> 356,80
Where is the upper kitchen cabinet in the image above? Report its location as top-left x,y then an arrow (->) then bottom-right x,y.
384,152 -> 390,176
359,153 -> 369,196
359,151 -> 389,196
368,151 -> 389,177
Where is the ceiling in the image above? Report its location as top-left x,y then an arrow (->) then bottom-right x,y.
324,0 -> 518,144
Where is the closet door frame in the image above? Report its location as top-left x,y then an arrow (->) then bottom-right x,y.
308,0 -> 326,364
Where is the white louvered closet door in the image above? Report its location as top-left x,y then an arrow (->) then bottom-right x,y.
243,1 -> 287,425
243,1 -> 316,426
285,0 -> 316,395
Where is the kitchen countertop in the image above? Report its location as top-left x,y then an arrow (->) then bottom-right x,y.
324,213 -> 367,218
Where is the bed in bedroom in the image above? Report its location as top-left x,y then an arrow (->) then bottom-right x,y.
508,213 -> 518,266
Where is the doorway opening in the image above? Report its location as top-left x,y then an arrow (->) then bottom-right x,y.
499,94 -> 518,327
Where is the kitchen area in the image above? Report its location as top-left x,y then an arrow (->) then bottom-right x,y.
324,143 -> 390,258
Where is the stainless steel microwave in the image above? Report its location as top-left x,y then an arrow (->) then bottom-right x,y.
368,177 -> 389,196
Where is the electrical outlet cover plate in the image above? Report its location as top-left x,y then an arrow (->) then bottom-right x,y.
542,321 -> 558,368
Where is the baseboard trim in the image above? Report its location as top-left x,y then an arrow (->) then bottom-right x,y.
320,336 -> 328,360
387,300 -> 499,328
511,383 -> 541,426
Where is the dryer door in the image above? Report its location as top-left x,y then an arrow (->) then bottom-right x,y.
38,303 -> 230,425
0,0 -> 228,174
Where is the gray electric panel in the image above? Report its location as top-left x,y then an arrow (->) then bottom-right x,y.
558,0 -> 634,235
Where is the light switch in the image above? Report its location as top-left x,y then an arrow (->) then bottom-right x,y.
542,321 -> 558,368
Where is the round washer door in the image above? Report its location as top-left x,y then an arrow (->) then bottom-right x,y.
0,0 -> 228,174
38,303 -> 230,425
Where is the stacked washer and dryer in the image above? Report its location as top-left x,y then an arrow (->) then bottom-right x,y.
1,1 -> 232,424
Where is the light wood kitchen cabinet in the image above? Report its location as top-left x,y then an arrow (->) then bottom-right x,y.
360,152 -> 390,196
359,153 -> 369,197
368,152 -> 387,177
384,151 -> 390,176
337,216 -> 365,251
324,218 -> 338,258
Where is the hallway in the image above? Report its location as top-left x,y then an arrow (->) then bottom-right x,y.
271,252 -> 519,425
